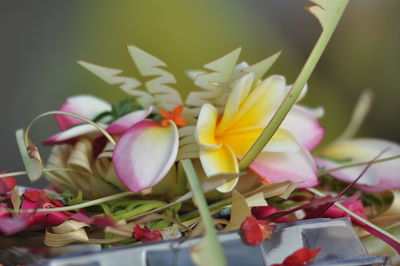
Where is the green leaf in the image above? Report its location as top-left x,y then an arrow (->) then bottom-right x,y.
69,190 -> 84,205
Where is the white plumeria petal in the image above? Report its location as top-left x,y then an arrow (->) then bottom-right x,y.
216,73 -> 254,134
56,95 -> 111,131
113,120 -> 179,192
316,138 -> 400,190
199,144 -> 239,193
195,103 -> 221,149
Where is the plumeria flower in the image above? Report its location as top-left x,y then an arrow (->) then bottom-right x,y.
316,138 -> 400,192
45,97 -> 152,145
112,106 -> 183,192
195,73 -> 323,192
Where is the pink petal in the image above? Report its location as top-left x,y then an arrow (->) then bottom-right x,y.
249,145 -> 318,188
281,105 -> 324,151
56,95 -> 111,131
113,120 -> 179,192
316,138 -> 400,191
43,124 -> 105,145
106,107 -> 152,135
0,204 -> 9,218
0,217 -> 28,235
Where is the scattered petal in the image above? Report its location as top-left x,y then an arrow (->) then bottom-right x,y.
113,120 -> 179,192
133,225 -> 162,243
271,248 -> 322,266
0,171 -> 17,194
0,204 -> 9,218
252,206 -> 289,223
240,215 -> 274,246
0,217 -> 28,235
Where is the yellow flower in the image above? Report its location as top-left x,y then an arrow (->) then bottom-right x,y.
196,73 -> 321,192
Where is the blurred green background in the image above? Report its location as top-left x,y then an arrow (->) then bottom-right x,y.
1,0 -> 399,185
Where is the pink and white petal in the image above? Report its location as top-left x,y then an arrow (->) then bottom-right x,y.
106,106 -> 152,135
281,105 -> 324,151
216,73 -> 254,134
195,103 -> 221,149
113,120 -> 179,192
200,144 -> 239,192
317,138 -> 400,190
249,146 -> 318,188
56,95 -> 111,131
263,128 -> 301,153
43,124 -> 106,145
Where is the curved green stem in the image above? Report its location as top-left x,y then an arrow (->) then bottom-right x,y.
24,110 -> 116,145
239,0 -> 349,170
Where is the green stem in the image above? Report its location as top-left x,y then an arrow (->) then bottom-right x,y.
181,159 -> 226,266
24,111 -> 116,145
239,1 -> 349,171
114,201 -> 166,221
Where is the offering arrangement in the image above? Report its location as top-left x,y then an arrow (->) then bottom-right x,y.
0,1 -> 399,265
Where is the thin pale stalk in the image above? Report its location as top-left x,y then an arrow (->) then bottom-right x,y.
307,187 -> 400,244
239,0 -> 349,170
181,159 -> 226,266
318,154 -> 400,177
10,191 -> 134,213
0,171 -> 27,179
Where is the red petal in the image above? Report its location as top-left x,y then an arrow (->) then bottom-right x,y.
0,171 -> 17,194
0,204 -> 9,218
132,225 -> 162,242
241,216 -> 274,246
280,248 -> 322,265
23,191 -> 48,202
141,230 -> 162,242
252,206 -> 289,223
133,225 -> 148,240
